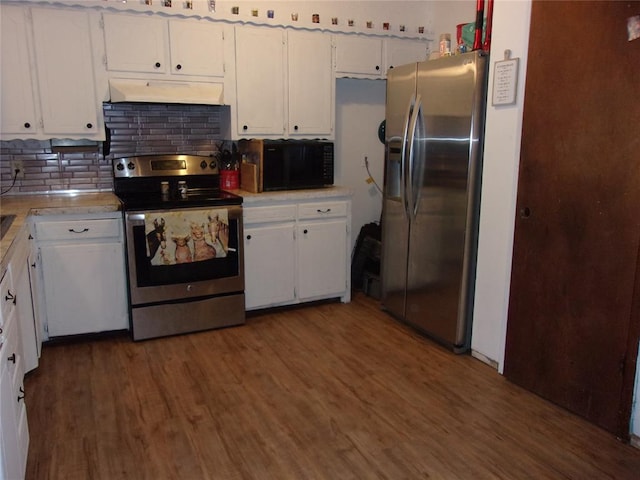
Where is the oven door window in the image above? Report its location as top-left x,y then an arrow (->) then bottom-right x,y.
131,210 -> 240,287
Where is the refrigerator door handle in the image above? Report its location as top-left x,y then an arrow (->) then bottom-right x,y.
400,95 -> 416,219
406,94 -> 422,220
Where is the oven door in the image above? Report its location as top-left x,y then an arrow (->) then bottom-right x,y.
124,205 -> 244,305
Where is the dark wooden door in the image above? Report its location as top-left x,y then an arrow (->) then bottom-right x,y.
504,1 -> 640,438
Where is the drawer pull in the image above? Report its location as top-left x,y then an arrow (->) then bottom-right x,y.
8,353 -> 15,364
316,208 -> 332,213
17,387 -> 24,403
246,235 -> 252,240
4,290 -> 16,305
68,228 -> 90,233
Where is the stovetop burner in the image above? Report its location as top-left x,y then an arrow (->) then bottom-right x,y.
117,189 -> 242,211
112,154 -> 242,211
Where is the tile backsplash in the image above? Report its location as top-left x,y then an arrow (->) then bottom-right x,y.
0,103 -> 228,195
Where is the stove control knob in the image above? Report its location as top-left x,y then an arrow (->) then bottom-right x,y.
116,163 -> 125,171
209,160 -> 217,169
200,160 -> 207,169
127,162 -> 135,170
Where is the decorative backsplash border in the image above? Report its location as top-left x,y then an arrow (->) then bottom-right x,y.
0,103 -> 228,195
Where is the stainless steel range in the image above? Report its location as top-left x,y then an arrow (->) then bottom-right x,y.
113,154 -> 244,341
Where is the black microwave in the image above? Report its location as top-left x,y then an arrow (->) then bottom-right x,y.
261,140 -> 334,191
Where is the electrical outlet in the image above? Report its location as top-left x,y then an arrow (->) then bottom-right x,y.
10,160 -> 24,179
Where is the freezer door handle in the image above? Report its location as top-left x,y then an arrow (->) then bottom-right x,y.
406,94 -> 422,220
401,95 -> 416,220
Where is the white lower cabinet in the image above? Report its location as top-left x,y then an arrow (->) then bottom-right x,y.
243,195 -> 351,310
35,214 -> 128,338
244,223 -> 296,310
0,267 -> 28,480
297,219 -> 348,300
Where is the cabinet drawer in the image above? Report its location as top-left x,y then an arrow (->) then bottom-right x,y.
298,201 -> 348,220
244,205 -> 297,225
36,218 -> 121,241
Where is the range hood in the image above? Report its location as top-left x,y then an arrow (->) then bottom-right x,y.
109,78 -> 224,105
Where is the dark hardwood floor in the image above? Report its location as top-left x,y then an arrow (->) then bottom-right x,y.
25,293 -> 640,479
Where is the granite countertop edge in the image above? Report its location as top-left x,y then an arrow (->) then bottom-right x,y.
1,186 -> 353,270
1,192 -> 123,271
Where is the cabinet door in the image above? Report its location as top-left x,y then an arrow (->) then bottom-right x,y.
0,360 -> 21,480
234,27 -> 285,136
40,242 -> 128,337
0,315 -> 27,480
103,13 -> 168,74
334,35 -> 384,78
169,20 -> 224,77
14,256 -> 38,373
0,5 -> 38,137
386,38 -> 428,70
287,30 -> 334,137
31,9 -> 101,137
297,219 -> 347,299
244,224 -> 295,309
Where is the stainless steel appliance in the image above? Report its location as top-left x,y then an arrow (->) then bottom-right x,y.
381,51 -> 488,353
261,140 -> 334,191
113,155 -> 245,341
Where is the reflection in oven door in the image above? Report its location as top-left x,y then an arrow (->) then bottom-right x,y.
124,205 -> 245,340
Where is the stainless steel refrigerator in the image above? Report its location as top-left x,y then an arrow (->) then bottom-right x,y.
381,51 -> 488,353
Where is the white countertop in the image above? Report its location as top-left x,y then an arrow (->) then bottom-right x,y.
0,186 -> 353,268
0,192 -> 122,269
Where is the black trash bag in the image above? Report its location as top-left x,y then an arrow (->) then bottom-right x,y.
351,222 -> 381,291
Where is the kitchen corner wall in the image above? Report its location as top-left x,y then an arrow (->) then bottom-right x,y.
335,78 -> 386,254
0,103 -> 227,195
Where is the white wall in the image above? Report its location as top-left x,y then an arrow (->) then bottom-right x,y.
470,0 -> 531,371
334,79 -> 386,254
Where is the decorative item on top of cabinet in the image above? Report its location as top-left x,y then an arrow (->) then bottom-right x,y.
102,13 -> 224,78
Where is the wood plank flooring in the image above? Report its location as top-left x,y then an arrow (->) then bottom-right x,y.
25,294 -> 640,479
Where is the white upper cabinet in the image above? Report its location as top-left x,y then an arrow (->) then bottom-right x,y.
103,14 -> 168,74
0,5 -> 103,140
233,26 -> 286,136
385,38 -> 429,71
169,20 -> 224,77
232,26 -> 334,140
334,35 -> 384,78
31,8 -> 102,138
103,14 -> 224,79
287,30 -> 334,137
0,5 -> 38,137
